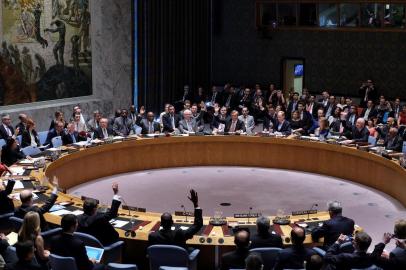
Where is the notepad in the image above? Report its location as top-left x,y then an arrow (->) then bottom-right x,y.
6,232 -> 18,246
109,219 -> 129,228
85,246 -> 104,263
50,209 -> 73,216
49,205 -> 66,212
3,180 -> 24,190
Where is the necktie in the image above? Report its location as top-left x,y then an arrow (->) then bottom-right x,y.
76,122 -> 79,131
212,93 -> 216,103
187,121 -> 192,132
71,134 -> 76,143
230,121 -> 236,132
149,122 -> 153,133
171,116 -> 175,129
103,128 -> 108,138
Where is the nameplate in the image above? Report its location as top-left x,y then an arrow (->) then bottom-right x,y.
292,210 -> 317,216
174,211 -> 194,217
234,213 -> 262,219
122,205 -> 146,213
81,196 -> 99,204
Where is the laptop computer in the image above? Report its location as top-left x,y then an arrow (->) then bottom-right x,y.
85,246 -> 104,263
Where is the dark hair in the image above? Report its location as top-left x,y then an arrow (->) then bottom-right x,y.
6,137 -> 16,148
306,254 -> 323,270
245,253 -> 263,270
291,227 -> 306,246
161,212 -> 173,229
355,232 -> 372,251
61,214 -> 77,232
15,240 -> 34,260
83,198 -> 98,215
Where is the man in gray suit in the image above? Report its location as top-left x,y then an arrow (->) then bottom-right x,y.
87,110 -> 101,132
140,112 -> 160,134
113,109 -> 133,136
179,109 -> 200,134
238,107 -> 255,134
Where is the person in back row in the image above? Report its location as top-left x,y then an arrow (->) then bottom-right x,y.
221,230 -> 250,270
250,216 -> 283,249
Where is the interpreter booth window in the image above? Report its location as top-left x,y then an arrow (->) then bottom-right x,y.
299,3 -> 317,26
384,4 -> 406,28
278,3 -> 297,26
361,3 -> 383,27
340,4 -> 360,27
319,3 -> 338,27
260,3 -> 277,27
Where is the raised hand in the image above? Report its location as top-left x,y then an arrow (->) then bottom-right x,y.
112,182 -> 119,195
187,189 -> 198,208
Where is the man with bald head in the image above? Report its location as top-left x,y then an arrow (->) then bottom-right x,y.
140,112 -> 160,134
384,127 -> 403,152
94,118 -> 114,139
274,226 -> 316,270
221,229 -> 251,270
342,118 -> 369,144
15,178 -> 59,231
178,110 -> 200,134
148,189 -> 203,249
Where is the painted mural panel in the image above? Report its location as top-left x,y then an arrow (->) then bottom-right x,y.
0,0 -> 92,106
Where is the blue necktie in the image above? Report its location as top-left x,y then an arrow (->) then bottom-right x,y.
71,134 -> 76,143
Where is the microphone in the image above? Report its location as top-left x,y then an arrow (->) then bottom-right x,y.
307,203 -> 318,221
248,207 -> 253,224
181,204 -> 188,222
120,196 -> 136,237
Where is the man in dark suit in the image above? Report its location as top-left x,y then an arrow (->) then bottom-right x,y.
178,110 -> 201,134
113,109 -> 133,136
0,115 -> 15,140
384,128 -> 403,152
274,226 -> 316,270
324,96 -> 337,118
342,118 -> 370,144
44,121 -> 65,147
51,214 -> 104,270
286,92 -> 300,119
162,105 -> 181,133
372,219 -> 406,269
62,122 -> 87,145
221,230 -> 250,270
297,102 -> 313,134
360,100 -> 378,121
359,79 -> 376,108
93,118 -> 114,139
250,216 -> 283,249
140,112 -> 160,135
77,183 -> 121,246
222,86 -> 239,111
225,110 -> 245,133
306,95 -> 320,119
15,178 -> 59,231
312,201 -> 355,249
324,232 -> 373,270
5,240 -> 41,270
263,105 -> 277,132
275,111 -> 292,135
208,86 -> 222,106
0,179 -> 15,215
148,190 -> 203,249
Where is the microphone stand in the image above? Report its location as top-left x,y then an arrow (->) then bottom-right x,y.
181,204 -> 188,222
248,207 -> 253,224
307,204 -> 318,221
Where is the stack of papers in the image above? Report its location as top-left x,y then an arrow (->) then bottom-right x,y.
6,167 -> 25,176
109,219 -> 129,228
3,180 -> 24,190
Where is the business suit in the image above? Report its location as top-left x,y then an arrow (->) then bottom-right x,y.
86,119 -> 100,132
350,126 -> 370,143
361,107 -> 378,120
21,130 -> 40,148
311,215 -> 355,248
250,231 -> 283,249
263,114 -> 277,131
299,111 -> 313,133
238,115 -> 255,134
221,247 -> 249,270
208,92 -> 222,105
274,246 -> 316,270
0,179 -> 15,214
77,199 -> 121,246
372,243 -> 406,270
224,119 -> 246,133
62,131 -> 86,145
44,129 -> 64,147
306,102 -> 320,118
140,119 -> 160,134
178,119 -> 200,134
50,233 -> 94,270
286,101 -> 299,118
113,117 -> 133,136
1,145 -> 25,167
324,242 -> 373,270
148,208 -> 203,249
73,121 -> 87,133
15,123 -> 26,136
222,93 -> 239,110
162,113 -> 181,133
15,193 -> 58,231
215,114 -> 230,126
324,104 -> 336,118
275,121 -> 292,135
93,127 -> 114,139
0,125 -> 14,140
384,135 -> 403,152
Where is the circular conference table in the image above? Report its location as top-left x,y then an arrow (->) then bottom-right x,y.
32,135 -> 406,269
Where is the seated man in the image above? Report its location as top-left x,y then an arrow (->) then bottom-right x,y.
221,230 -> 250,270
0,114 -> 16,140
250,216 -> 283,249
324,232 -> 373,270
0,178 -> 15,215
51,214 -> 104,270
113,109 -> 133,136
245,253 -> 263,270
225,110 -> 245,133
312,201 -> 355,249
93,118 -> 114,139
384,127 -> 403,152
274,226 -> 316,270
140,112 -> 160,134
178,109 -> 200,134
77,183 -> 121,246
341,118 -> 369,144
15,178 -> 59,231
44,121 -> 66,147
238,107 -> 255,134
162,105 -> 181,133
372,219 -> 406,269
148,189 -> 202,249
62,122 -> 87,145
275,111 -> 291,135
5,241 -> 41,270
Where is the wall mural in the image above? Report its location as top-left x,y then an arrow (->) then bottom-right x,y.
0,0 -> 92,106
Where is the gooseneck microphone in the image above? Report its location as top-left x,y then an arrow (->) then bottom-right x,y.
307,203 -> 318,220
181,204 -> 188,222
248,207 -> 253,224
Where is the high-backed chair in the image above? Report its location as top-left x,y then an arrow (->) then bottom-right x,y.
313,241 -> 355,257
108,263 -> 138,270
73,232 -> 124,263
51,136 -> 63,148
49,254 -> 78,270
21,145 -> 42,156
41,227 -> 62,249
9,216 -> 23,232
38,131 -> 49,145
147,245 -> 200,270
0,139 -> 6,148
249,247 -> 282,270
0,212 -> 13,232
16,135 -> 22,145
159,267 -> 189,270
352,266 -> 380,270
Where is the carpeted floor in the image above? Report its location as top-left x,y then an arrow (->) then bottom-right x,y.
69,166 -> 406,249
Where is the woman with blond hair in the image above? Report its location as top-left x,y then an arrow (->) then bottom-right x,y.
18,211 -> 49,269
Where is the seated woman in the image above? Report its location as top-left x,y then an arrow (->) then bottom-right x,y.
49,111 -> 66,131
21,119 -> 40,148
328,107 -> 342,126
290,111 -> 305,135
1,138 -> 27,166
312,117 -> 330,140
367,119 -> 378,138
18,211 -> 50,270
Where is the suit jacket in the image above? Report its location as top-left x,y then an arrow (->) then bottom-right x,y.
274,246 -> 316,270
224,119 -> 246,133
178,119 -> 200,133
311,215 -> 355,248
1,145 -> 25,167
5,260 -> 41,270
148,208 -> 203,249
93,127 -> 114,139
15,123 -> 26,136
21,130 -> 40,148
0,179 -> 15,215
86,119 -> 100,132
140,119 -> 161,135
222,93 -> 239,110
221,247 -> 249,270
62,131 -> 87,145
384,135 -> 403,152
50,233 -> 94,270
208,92 -> 222,105
372,243 -> 406,270
162,113 -> 181,133
350,126 -> 370,143
250,231 -> 283,249
215,114 -> 230,126
275,120 -> 292,135
286,101 -> 299,118
77,199 -> 121,246
263,114 -> 277,131
361,107 -> 378,120
324,243 -> 373,270
44,129 -> 64,147
307,102 -> 320,118
113,117 -> 133,136
299,111 -> 313,132
238,115 -> 255,133
15,193 -> 58,231
0,125 -> 14,140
